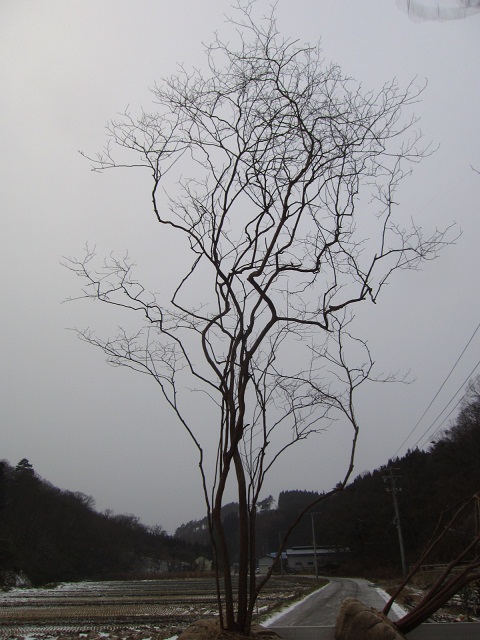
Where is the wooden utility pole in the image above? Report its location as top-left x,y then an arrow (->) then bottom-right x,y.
384,467 -> 408,576
310,512 -> 319,580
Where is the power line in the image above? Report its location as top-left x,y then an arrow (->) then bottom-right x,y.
414,358 -> 480,449
392,322 -> 480,458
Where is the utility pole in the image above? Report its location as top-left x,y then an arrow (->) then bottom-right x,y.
383,467 -> 408,577
310,512 -> 319,580
475,494 -> 480,555
475,494 -> 480,538
278,532 -> 285,576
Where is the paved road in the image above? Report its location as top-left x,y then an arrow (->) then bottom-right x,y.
267,577 -> 480,639
268,577 -> 400,628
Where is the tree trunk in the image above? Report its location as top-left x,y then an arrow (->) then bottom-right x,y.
246,505 -> 258,635
212,505 -> 235,630
234,450 -> 250,634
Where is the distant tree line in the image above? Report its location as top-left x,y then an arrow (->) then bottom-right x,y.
3,378 -> 477,586
0,459 -> 207,586
175,377 -> 480,577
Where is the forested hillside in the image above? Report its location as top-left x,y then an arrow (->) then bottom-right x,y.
176,378 -> 480,577
3,380 -> 478,586
0,459 -> 207,586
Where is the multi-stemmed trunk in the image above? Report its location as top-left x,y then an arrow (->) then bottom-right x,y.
67,4 -> 451,636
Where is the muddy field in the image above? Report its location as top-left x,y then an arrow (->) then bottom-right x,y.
0,576 -> 317,640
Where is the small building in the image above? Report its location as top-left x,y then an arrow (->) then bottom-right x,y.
285,545 -> 348,573
258,552 -> 287,575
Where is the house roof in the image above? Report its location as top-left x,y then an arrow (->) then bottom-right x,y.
260,552 -> 287,560
286,546 -> 346,556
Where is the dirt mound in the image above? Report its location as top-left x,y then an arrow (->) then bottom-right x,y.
178,619 -> 282,640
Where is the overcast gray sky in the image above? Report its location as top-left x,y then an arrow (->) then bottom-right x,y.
1,1 -> 479,535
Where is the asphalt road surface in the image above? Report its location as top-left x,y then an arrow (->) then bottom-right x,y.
268,577 -> 399,628
267,577 -> 480,639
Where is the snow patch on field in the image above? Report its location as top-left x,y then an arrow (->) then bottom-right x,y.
0,578 -> 409,639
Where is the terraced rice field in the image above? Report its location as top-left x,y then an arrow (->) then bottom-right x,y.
0,576 -> 315,639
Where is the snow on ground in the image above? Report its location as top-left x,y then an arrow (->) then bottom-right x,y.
1,578 -> 407,639
263,583 -> 329,627
373,586 -> 408,619
161,584 -> 329,640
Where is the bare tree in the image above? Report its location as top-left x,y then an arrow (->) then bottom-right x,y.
66,2 -> 451,634
396,0 -> 480,21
